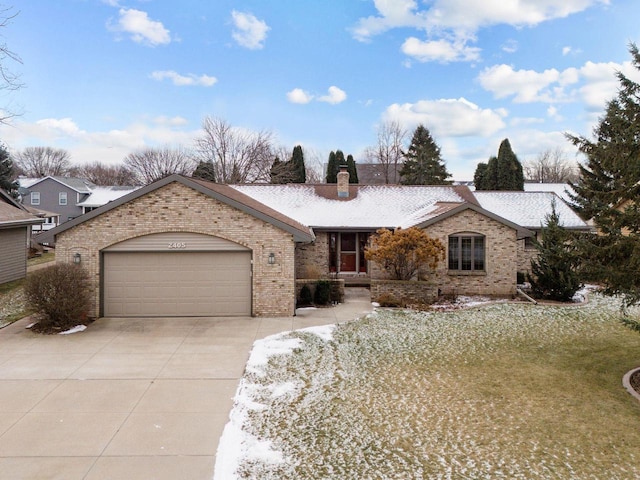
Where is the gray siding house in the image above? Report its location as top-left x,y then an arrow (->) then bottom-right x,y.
20,176 -> 95,224
0,189 -> 44,284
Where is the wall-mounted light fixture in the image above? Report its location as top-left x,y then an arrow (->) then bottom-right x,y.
268,252 -> 276,265
73,253 -> 81,264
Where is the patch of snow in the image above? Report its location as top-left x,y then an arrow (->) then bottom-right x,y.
59,325 -> 87,335
298,324 -> 335,342
25,322 -> 36,329
246,335 -> 303,376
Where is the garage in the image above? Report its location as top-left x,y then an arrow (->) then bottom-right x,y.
102,232 -> 252,317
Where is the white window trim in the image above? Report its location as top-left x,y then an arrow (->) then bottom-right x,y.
31,191 -> 40,205
59,192 -> 67,206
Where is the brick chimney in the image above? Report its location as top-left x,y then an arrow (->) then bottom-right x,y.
337,165 -> 349,198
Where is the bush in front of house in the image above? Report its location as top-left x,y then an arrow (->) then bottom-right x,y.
298,284 -> 313,307
24,263 -> 91,332
314,280 -> 331,305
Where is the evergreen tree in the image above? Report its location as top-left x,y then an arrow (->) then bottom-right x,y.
326,151 -> 338,183
400,125 -> 451,185
529,203 -> 582,302
192,160 -> 216,182
496,139 -> 524,190
474,139 -> 524,190
269,157 -> 285,184
291,145 -> 306,184
346,154 -> 358,184
566,43 -> 640,307
0,142 -> 18,197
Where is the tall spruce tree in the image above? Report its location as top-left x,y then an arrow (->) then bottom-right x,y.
346,154 -> 358,183
0,142 -> 18,197
474,138 -> 524,190
326,151 -> 338,183
399,125 -> 451,185
291,145 -> 306,183
566,43 -> 640,307
529,203 -> 581,302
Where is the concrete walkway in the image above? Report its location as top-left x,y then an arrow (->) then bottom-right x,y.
0,288 -> 373,480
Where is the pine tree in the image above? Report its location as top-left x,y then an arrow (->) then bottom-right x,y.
192,160 -> 216,182
269,157 -> 285,184
529,203 -> 581,301
399,125 -> 451,185
474,139 -> 524,190
346,154 -> 358,184
291,145 -> 306,184
326,151 -> 338,183
566,43 -> 640,307
0,142 -> 19,197
496,139 -> 524,190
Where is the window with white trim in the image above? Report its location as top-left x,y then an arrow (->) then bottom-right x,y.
448,234 -> 485,271
31,191 -> 40,205
59,192 -> 67,205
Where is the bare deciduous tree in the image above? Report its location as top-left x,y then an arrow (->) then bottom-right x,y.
524,148 -> 579,183
69,161 -> 137,186
363,120 -> 407,184
14,146 -> 71,177
0,6 -> 23,124
123,145 -> 195,185
194,116 -> 274,183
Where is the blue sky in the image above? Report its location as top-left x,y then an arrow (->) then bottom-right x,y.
1,0 -> 639,180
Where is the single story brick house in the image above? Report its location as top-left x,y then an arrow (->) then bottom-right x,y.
38,172 -> 589,318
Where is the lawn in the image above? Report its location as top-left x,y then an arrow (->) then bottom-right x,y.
0,253 -> 55,327
217,294 -> 640,479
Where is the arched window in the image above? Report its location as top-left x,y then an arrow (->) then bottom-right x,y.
448,233 -> 485,271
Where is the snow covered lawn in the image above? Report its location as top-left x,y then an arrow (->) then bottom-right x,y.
216,295 -> 640,479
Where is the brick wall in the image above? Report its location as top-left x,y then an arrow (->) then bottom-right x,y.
425,209 -> 518,297
295,231 -> 329,278
371,279 -> 438,306
55,181 -> 297,317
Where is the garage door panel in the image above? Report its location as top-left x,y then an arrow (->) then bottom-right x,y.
104,252 -> 251,317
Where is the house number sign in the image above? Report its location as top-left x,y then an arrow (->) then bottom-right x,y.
168,242 -> 187,249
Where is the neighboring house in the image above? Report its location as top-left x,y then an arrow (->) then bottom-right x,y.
18,177 -> 138,229
38,172 -> 590,319
357,163 -> 402,185
0,189 -> 44,284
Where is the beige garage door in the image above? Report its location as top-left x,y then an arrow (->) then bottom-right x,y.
103,251 -> 252,317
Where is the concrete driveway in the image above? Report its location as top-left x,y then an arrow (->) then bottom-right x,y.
0,288 -> 372,480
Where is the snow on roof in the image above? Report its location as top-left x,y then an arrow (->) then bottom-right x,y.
17,177 -> 40,188
473,191 -> 588,229
232,184 -> 467,229
523,183 -> 575,202
76,186 -> 139,207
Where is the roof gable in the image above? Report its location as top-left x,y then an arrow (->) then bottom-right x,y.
26,176 -> 95,193
37,175 -> 314,243
0,189 -> 44,227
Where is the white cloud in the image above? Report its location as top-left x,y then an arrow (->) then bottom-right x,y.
231,11 -> 270,50
287,88 -> 313,104
318,86 -> 347,105
401,37 -> 480,63
478,64 -> 580,103
150,70 -> 217,87
352,0 -> 608,63
502,39 -> 518,54
0,117 -> 197,166
111,8 -> 171,46
547,105 -> 563,121
383,97 -> 506,137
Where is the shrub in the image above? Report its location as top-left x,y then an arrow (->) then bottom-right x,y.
365,227 -> 445,280
375,293 -> 402,307
298,284 -> 313,306
24,263 -> 91,332
314,280 -> 331,305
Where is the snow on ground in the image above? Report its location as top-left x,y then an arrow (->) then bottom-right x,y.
59,324 -> 87,335
214,293 -> 640,479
